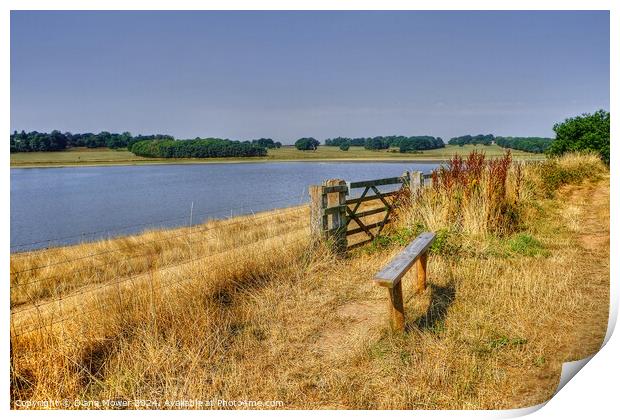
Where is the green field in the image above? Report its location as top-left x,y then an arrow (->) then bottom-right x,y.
10,145 -> 545,168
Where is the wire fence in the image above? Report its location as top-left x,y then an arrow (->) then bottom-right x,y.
10,210 -> 303,289
11,223 -> 306,315
10,204 -> 308,276
10,192 -> 310,252
11,226 -> 313,338
10,206 -> 309,296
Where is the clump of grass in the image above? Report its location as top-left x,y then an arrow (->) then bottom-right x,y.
508,233 -> 548,257
529,152 -> 606,197
534,356 -> 546,367
475,335 -> 528,355
364,225 -> 459,257
428,229 -> 460,256
363,226 -> 418,254
411,151 -> 519,237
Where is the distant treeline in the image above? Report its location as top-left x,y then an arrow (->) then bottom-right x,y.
324,136 -> 445,152
250,138 -> 282,149
11,110 -> 608,162
10,130 -> 174,152
495,137 -> 553,153
324,137 -> 367,147
130,138 -> 267,158
448,134 -> 552,153
448,134 -> 495,146
10,130 -> 552,156
10,130 -> 282,158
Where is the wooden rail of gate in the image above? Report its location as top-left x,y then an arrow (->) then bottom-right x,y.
309,171 -> 433,255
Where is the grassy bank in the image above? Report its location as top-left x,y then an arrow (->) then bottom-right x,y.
10,153 -> 608,409
10,145 -> 545,168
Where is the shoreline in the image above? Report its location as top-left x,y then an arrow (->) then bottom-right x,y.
10,157 -> 451,169
10,156 -> 545,169
10,204 -> 310,255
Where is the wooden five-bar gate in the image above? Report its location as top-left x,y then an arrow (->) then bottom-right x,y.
309,170 -> 432,254
309,170 -> 437,333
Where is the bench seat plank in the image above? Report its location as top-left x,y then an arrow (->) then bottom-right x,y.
373,232 -> 436,287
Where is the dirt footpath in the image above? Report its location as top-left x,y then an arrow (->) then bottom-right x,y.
561,177 -> 610,361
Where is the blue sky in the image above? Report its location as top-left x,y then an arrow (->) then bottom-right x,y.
11,11 -> 609,143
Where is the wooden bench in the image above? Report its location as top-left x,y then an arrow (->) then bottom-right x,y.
373,232 -> 436,332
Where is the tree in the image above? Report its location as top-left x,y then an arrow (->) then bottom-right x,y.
294,137 -> 320,151
364,137 -> 389,150
339,141 -> 350,151
251,138 -> 278,149
325,137 -> 352,147
547,110 -> 610,164
49,130 -> 68,150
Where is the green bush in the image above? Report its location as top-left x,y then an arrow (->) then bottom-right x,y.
547,110 -> 610,165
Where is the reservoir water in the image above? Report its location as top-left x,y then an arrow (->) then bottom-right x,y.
10,161 -> 440,251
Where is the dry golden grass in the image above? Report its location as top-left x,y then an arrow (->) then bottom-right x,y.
10,205 -> 308,308
10,153 -> 609,409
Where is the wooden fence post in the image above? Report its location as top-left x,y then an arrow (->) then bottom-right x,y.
309,185 -> 323,242
416,251 -> 428,292
402,170 -> 410,185
410,170 -> 423,199
401,171 -> 411,197
323,179 -> 348,256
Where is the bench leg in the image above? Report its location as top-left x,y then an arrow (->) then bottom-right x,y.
387,283 -> 405,333
416,252 -> 428,293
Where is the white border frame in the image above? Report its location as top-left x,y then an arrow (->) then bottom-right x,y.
2,2 -> 616,418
